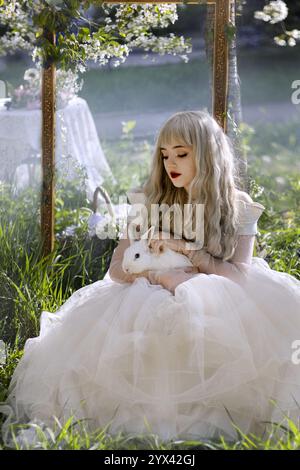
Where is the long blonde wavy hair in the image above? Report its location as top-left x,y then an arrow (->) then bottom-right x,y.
139,110 -> 242,261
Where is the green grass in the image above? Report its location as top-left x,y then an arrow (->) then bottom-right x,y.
80,58 -> 210,114
2,407 -> 300,450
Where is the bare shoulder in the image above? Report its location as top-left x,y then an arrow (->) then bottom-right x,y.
236,190 -> 254,204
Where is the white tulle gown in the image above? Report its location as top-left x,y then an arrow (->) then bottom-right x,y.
1,193 -> 300,448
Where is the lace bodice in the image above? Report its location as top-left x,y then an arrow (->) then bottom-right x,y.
126,190 -> 265,237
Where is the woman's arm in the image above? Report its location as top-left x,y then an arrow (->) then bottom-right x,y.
149,233 -> 255,284
109,237 -> 136,283
185,235 -> 255,284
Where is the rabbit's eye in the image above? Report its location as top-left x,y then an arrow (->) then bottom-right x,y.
134,253 -> 140,259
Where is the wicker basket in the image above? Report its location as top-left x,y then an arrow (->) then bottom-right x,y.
92,185 -> 115,221
58,185 -> 118,288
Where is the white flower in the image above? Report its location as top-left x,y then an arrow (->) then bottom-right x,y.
88,213 -> 105,232
24,68 -> 40,81
274,36 -> 287,46
77,63 -> 87,74
63,225 -> 78,237
269,1 -> 288,23
254,11 -> 270,22
287,37 -> 296,47
290,29 -> 300,40
254,0 -> 288,25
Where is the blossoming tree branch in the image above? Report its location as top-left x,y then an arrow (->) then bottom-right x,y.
0,1 -> 192,69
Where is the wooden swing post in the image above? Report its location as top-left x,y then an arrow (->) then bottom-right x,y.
41,29 -> 56,258
210,0 -> 233,132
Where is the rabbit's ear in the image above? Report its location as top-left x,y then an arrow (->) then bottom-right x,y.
140,225 -> 156,242
127,223 -> 140,244
147,226 -> 157,248
127,225 -> 134,245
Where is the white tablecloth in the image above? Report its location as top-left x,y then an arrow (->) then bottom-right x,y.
0,97 -> 114,201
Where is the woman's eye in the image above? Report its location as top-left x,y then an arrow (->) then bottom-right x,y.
162,153 -> 187,159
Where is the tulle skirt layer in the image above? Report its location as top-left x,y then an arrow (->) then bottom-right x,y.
1,257 -> 300,447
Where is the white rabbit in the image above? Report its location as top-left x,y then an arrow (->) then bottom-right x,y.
122,226 -> 193,274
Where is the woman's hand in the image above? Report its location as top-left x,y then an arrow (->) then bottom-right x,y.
148,231 -> 190,256
147,267 -> 198,294
131,270 -> 153,281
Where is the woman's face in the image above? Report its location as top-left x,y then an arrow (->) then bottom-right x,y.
160,141 -> 196,194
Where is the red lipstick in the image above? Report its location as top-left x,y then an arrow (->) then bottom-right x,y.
170,172 -> 181,179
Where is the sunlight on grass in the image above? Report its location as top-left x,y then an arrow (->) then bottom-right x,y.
1,401 -> 300,450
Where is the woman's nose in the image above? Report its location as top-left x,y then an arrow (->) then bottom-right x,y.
167,156 -> 177,167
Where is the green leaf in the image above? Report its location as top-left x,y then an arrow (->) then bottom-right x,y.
224,22 -> 236,42
80,27 -> 90,35
35,10 -> 49,28
68,0 -> 79,9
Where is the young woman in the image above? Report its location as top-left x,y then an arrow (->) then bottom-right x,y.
1,110 -> 300,448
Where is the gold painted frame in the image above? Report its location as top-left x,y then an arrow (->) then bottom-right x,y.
41,0 -> 234,256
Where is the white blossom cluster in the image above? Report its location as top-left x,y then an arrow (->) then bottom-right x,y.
107,3 -> 179,32
56,67 -> 84,105
0,0 -> 26,21
0,31 -> 36,55
273,29 -> 300,47
128,33 -> 192,63
0,1 -> 191,69
254,0 -> 300,47
254,0 -> 288,24
0,0 -> 37,55
102,3 -> 191,63
80,38 -> 130,72
0,0 -> 43,26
